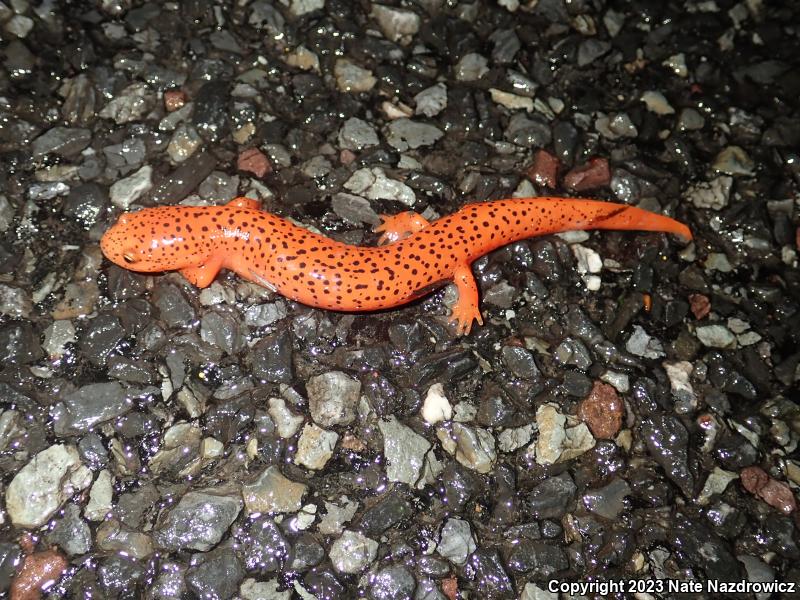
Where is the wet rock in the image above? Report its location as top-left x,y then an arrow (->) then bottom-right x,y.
640,90 -> 675,115
642,415 -> 694,496
677,108 -> 705,131
697,467 -> 738,505
244,302 -> 288,327
334,59 -> 376,93
85,469 -> 114,521
576,37 -> 610,65
385,118 -> 444,151
695,324 -> 736,349
438,423 -> 496,474
338,117 -> 379,151
626,325 -> 665,359
32,127 -> 91,159
332,193 -> 381,226
421,382 -> 452,425
95,519 -> 154,559
52,382 -> 155,436
154,488 -> 242,551
553,337 -> 592,370
368,565 -> 416,600
268,397 -> 304,439
527,149 -> 559,188
359,493 -> 412,537
167,124 -> 202,162
345,166 -> 416,205
370,4 -> 419,45
0,284 -> 32,319
193,80 -> 230,142
152,283 -> 196,327
318,497 -> 359,535
507,540 -> 568,576
526,473 -> 576,519
713,146 -> 754,176
577,381 -> 623,439
684,176 -> 732,210
6,444 -> 92,528
186,548 -> 245,600
47,503 -> 92,556
535,404 -> 595,464
242,466 -> 307,514
200,310 -> 243,355
79,314 -> 125,366
307,370 -> 360,427
330,530 -> 378,574
147,150 -> 217,205
740,466 -> 797,514
582,478 -> 631,519
239,516 -> 289,572
438,518 -> 476,566
468,549 -> 513,599
294,423 -> 338,470
63,183 -> 108,229
414,83 -> 447,117
689,293 -> 711,319
563,158 -> 611,191
379,416 -> 431,486
454,53 -> 488,81
237,147 -> 272,178
10,549 -> 68,600
109,165 -> 153,209
505,113 -> 551,148
280,530 -> 317,571
0,321 -> 43,365
99,83 -> 154,123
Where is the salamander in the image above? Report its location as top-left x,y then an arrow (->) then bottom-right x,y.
100,196 -> 692,334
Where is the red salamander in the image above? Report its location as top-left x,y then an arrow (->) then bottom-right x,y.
100,197 -> 692,334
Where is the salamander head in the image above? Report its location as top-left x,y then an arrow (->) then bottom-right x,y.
100,207 -> 212,273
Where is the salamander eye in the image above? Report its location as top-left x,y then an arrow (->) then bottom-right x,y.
122,252 -> 138,264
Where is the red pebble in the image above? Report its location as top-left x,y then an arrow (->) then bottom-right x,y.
577,381 -> 623,439
689,294 -> 710,320
741,466 -> 797,514
563,158 -> 611,192
10,549 -> 68,600
527,149 -> 559,188
237,147 -> 272,178
164,89 -> 187,112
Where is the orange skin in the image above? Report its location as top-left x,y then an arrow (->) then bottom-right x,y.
100,197 -> 692,334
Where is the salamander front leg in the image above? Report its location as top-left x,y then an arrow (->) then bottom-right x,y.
450,264 -> 484,335
180,256 -> 223,288
374,211 -> 430,245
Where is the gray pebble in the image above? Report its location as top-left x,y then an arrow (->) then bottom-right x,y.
368,565 -> 416,600
384,118 -> 444,151
32,127 -> 91,159
154,489 -> 242,551
53,382 -> 156,436
330,530 -> 378,574
307,370 -> 360,427
437,518 -> 476,565
582,478 -> 631,519
339,117 -> 380,151
379,416 -> 431,486
47,503 -> 92,556
186,548 -> 245,600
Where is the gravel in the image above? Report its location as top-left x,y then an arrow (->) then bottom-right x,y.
2,0 -> 799,597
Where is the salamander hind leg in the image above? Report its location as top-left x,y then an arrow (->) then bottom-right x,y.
180,256 -> 223,288
374,211 -> 430,245
450,264 -> 484,335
